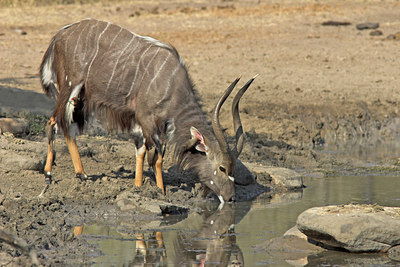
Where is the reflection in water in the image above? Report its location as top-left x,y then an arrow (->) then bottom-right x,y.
174,204 -> 244,266
74,176 -> 400,266
131,232 -> 166,265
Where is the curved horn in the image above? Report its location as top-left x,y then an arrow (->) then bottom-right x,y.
232,75 -> 257,158
212,78 -> 241,158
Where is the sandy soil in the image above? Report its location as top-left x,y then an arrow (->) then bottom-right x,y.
1,0 -> 400,265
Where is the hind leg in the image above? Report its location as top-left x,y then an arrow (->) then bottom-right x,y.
43,117 -> 57,184
64,126 -> 87,180
147,147 -> 165,195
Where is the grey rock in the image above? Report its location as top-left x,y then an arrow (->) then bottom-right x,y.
0,118 -> 29,136
388,245 -> 400,262
284,225 -> 308,240
370,30 -> 383,36
256,235 -> 325,262
264,167 -> 303,189
0,150 -> 43,171
356,22 -> 379,30
116,191 -> 188,215
244,163 -> 303,189
297,204 -> 400,252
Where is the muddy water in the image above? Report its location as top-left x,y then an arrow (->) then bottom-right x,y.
76,175 -> 400,266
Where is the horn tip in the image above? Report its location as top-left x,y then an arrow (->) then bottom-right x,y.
252,74 -> 259,79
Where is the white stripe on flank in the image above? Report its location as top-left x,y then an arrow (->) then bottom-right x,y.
115,40 -> 141,91
109,28 -> 123,47
139,47 -> 161,86
126,45 -> 152,97
64,22 -> 81,58
145,52 -> 170,94
73,22 -> 90,70
86,22 -> 110,82
106,35 -> 136,92
156,62 -> 180,105
65,83 -> 83,126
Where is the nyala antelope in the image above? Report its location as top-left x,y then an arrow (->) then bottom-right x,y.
40,19 -> 255,203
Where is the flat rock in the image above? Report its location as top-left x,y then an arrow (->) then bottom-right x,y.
256,235 -> 325,262
284,225 -> 308,240
0,118 -> 28,136
356,22 -> 379,30
264,167 -> 303,189
0,149 -> 43,171
297,204 -> 400,252
388,245 -> 400,262
246,164 -> 303,189
116,191 -> 189,215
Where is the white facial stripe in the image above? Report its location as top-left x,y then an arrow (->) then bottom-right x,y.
214,170 -> 217,175
229,176 -> 235,182
218,195 -> 225,204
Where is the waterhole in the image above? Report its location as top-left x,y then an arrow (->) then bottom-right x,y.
75,175 -> 400,266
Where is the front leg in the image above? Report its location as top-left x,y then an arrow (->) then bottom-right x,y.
155,153 -> 165,195
135,144 -> 146,187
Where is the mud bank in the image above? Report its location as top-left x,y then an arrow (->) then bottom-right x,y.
1,125 -> 399,265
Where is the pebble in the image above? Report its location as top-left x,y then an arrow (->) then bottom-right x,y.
386,32 -> 400,40
356,22 -> 379,30
369,30 -> 383,36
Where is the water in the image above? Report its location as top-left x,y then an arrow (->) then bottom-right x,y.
78,175 -> 400,266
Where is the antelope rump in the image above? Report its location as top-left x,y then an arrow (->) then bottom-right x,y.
40,18 -> 255,203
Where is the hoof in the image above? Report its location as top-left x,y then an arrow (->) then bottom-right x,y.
44,172 -> 52,184
76,173 -> 88,181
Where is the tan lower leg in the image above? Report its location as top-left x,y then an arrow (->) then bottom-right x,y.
156,231 -> 166,258
44,118 -> 56,176
156,231 -> 163,248
155,153 -> 165,195
44,139 -> 55,174
136,233 -> 147,254
135,145 -> 146,187
73,225 -> 84,237
65,135 -> 85,175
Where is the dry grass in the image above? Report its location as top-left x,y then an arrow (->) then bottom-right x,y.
0,0 -> 119,7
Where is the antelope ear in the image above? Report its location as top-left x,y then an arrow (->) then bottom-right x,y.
190,126 -> 208,153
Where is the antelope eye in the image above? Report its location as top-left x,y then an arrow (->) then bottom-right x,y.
219,166 -> 226,173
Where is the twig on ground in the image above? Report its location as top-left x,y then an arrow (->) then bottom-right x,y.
0,228 -> 40,266
37,184 -> 49,198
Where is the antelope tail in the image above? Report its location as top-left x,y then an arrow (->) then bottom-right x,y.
39,37 -> 58,100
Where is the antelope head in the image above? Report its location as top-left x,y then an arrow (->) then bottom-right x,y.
187,77 -> 255,203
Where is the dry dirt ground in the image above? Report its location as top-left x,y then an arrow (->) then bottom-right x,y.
0,0 -> 400,265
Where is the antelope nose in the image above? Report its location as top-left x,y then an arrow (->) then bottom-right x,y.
229,196 -> 236,202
